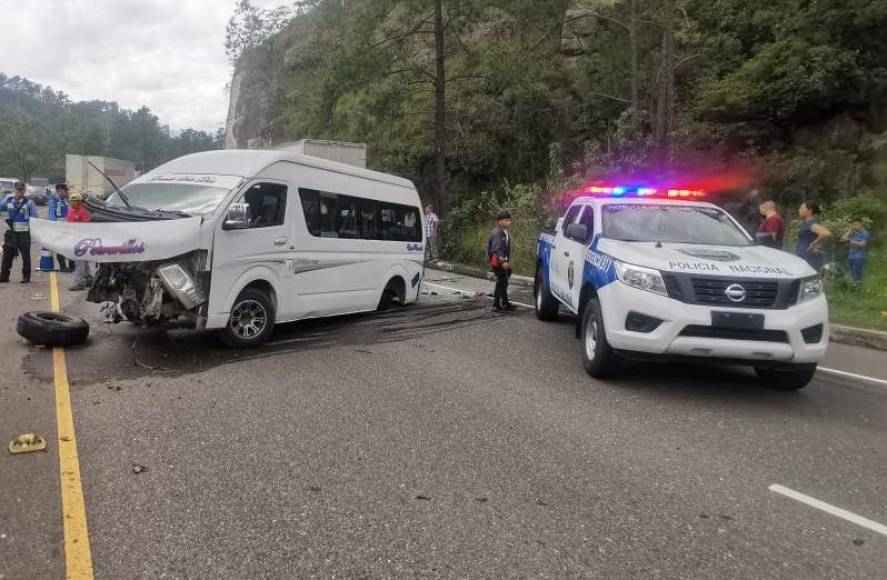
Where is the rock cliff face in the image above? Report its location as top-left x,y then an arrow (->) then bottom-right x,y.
560,9 -> 598,57
224,68 -> 272,150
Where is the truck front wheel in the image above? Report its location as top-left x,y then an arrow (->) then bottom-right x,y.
535,267 -> 559,321
580,297 -> 620,378
755,364 -> 817,390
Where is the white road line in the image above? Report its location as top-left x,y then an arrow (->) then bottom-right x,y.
769,484 -> 887,537
423,281 -> 534,309
818,367 -> 887,388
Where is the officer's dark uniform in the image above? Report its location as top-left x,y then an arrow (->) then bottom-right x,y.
0,188 -> 37,283
487,211 -> 513,310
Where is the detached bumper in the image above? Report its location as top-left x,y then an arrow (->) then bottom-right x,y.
598,284 -> 829,364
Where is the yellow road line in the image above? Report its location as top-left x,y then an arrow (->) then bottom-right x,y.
50,271 -> 95,579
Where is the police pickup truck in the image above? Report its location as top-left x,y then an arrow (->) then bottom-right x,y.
535,187 -> 828,390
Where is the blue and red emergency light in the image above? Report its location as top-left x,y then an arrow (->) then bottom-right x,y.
585,185 -> 706,199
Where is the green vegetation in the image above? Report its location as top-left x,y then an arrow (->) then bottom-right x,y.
0,74 -> 223,181
828,269 -> 887,332
225,0 -> 887,329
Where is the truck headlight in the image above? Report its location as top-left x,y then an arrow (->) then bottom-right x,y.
797,275 -> 823,304
157,263 -> 206,310
614,261 -> 668,297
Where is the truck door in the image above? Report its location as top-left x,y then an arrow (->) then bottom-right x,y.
551,204 -> 586,313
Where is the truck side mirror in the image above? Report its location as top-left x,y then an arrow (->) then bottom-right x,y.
223,202 -> 251,230
565,222 -> 589,243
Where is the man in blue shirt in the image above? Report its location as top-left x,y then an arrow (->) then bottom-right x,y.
841,221 -> 870,284
0,182 -> 38,283
48,182 -> 73,271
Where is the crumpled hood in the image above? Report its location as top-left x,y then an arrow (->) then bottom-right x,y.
596,238 -> 815,279
31,217 -> 206,262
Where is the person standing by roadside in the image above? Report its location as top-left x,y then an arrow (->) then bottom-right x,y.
424,204 -> 440,261
48,182 -> 73,271
66,193 -> 93,291
0,182 -> 38,283
756,201 -> 785,248
796,202 -> 831,273
487,210 -> 514,312
841,220 -> 870,285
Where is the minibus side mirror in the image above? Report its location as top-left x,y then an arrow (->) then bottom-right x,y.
223,203 -> 251,230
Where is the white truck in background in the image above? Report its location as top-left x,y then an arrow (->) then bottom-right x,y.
66,155 -> 137,198
272,140 -> 367,169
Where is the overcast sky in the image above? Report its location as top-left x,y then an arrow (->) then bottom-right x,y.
0,0 -> 284,132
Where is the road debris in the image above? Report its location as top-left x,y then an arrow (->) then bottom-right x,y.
8,433 -> 47,454
131,463 -> 147,474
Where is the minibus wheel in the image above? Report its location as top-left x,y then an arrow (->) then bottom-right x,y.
378,278 -> 405,311
221,288 -> 275,348
16,311 -> 90,347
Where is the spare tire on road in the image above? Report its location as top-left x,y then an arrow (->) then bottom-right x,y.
16,311 -> 90,347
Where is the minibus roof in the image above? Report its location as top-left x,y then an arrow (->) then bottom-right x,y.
149,150 -> 416,190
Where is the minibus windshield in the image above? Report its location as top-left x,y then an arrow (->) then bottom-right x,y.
107,182 -> 232,215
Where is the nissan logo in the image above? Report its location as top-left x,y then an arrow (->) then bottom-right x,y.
725,284 -> 747,302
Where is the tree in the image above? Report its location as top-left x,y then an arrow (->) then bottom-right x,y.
225,0 -> 293,66
0,74 -> 224,179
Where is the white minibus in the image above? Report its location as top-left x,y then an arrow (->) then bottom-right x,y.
33,149 -> 426,347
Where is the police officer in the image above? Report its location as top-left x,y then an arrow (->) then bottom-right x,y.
0,181 -> 38,283
487,210 -> 514,312
49,182 -> 73,271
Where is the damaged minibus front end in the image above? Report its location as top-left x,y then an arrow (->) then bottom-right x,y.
31,207 -> 213,329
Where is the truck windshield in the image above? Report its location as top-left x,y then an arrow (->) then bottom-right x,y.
602,204 -> 751,246
107,183 -> 231,215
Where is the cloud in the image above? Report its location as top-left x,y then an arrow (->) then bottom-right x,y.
0,0 -> 286,131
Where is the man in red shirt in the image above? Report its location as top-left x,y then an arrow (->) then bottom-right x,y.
756,201 -> 785,249
67,193 -> 92,290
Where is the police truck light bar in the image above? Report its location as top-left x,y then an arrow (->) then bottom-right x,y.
585,185 -> 706,199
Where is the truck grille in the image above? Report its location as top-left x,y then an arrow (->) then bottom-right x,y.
690,278 -> 779,308
663,273 -> 794,310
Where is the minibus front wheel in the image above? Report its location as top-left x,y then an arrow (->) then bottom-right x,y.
221,287 -> 276,348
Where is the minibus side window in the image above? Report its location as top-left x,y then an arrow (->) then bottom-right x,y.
242,183 -> 286,228
319,194 -> 338,238
379,203 -> 421,242
300,189 -> 321,236
298,188 -> 420,242
336,196 -> 360,239
359,198 -> 377,240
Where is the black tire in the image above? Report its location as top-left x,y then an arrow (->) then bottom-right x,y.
534,267 -> 559,321
755,364 -> 817,390
16,311 -> 89,347
579,297 -> 620,378
377,278 -> 404,311
221,288 -> 275,348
